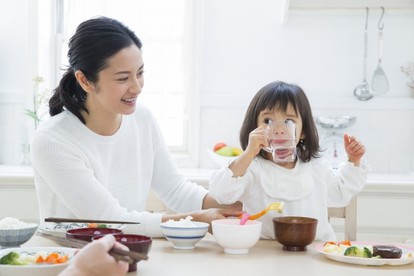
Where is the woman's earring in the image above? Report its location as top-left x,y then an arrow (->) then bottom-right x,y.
299,139 -> 306,150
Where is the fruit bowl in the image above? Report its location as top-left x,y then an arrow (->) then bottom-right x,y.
206,149 -> 236,168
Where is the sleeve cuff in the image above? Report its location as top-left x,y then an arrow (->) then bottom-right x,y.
123,212 -> 164,237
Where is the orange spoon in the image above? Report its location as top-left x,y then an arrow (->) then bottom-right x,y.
240,202 -> 284,221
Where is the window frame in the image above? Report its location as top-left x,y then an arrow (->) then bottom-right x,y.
35,0 -> 201,168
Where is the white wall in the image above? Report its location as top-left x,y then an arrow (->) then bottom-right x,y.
198,0 -> 414,172
1,0 -> 414,173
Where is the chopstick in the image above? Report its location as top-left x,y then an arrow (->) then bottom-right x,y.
45,217 -> 140,225
37,231 -> 148,263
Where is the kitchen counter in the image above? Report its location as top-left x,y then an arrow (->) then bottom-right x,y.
1,165 -> 414,187
1,165 -> 414,242
24,233 -> 414,275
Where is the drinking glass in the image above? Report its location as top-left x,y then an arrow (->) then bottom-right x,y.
263,120 -> 296,162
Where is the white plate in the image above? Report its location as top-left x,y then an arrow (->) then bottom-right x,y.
39,222 -> 124,237
314,242 -> 414,266
0,246 -> 76,276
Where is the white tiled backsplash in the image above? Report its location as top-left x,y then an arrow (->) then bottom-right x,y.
200,97 -> 414,172
1,95 -> 414,172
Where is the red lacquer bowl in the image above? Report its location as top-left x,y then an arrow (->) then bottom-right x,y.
66,227 -> 123,242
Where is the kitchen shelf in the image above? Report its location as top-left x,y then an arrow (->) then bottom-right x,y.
289,0 -> 414,10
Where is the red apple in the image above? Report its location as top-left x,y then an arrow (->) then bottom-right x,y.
213,142 -> 227,152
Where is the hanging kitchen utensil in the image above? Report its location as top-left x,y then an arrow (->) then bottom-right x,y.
354,7 -> 374,101
371,7 -> 389,95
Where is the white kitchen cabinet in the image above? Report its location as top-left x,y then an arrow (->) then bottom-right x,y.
289,0 -> 414,9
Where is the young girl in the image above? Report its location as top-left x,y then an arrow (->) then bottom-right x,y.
209,81 -> 368,241
31,17 -> 240,238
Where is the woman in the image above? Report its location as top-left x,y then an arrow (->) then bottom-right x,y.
31,17 -> 240,237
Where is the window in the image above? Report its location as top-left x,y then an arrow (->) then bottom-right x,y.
37,0 -> 199,167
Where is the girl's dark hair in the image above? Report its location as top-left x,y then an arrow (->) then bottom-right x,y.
49,17 -> 142,123
240,81 -> 320,162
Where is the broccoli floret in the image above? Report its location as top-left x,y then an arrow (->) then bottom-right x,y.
0,252 -> 25,265
344,246 -> 372,258
362,247 -> 373,258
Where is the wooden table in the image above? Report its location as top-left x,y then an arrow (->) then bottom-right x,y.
25,234 -> 413,276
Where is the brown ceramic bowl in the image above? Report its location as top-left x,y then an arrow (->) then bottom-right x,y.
272,216 -> 318,251
93,234 -> 152,272
66,227 -> 123,242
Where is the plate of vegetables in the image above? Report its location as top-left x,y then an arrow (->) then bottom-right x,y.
315,240 -> 414,266
0,246 -> 75,276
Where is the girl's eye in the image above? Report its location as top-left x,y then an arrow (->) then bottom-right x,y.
117,77 -> 128,82
264,118 -> 272,125
285,119 -> 294,124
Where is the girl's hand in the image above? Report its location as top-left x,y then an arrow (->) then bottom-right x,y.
244,126 -> 268,158
344,133 -> 365,167
228,126 -> 268,177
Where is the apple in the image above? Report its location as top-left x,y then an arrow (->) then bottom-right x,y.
213,142 -> 227,152
215,146 -> 234,157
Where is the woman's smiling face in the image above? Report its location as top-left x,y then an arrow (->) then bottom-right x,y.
87,44 -> 144,117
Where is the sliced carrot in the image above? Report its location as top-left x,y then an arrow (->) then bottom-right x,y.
45,253 -> 59,264
35,255 -> 46,263
57,255 -> 69,263
323,241 -> 336,246
88,223 -> 98,228
338,240 -> 352,246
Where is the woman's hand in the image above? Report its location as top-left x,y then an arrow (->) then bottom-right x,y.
59,234 -> 129,276
344,133 -> 366,167
202,194 -> 242,211
189,208 -> 243,233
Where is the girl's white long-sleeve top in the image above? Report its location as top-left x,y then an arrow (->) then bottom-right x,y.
31,104 -> 208,237
209,157 -> 369,241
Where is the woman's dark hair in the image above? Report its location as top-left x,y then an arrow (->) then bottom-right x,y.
240,81 -> 320,162
49,17 -> 142,123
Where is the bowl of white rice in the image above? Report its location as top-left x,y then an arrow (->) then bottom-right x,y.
0,217 -> 38,248
160,216 -> 209,249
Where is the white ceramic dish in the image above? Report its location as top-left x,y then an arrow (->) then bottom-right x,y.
212,219 -> 262,255
206,149 -> 236,167
38,223 -> 124,246
0,246 -> 76,276
314,242 -> 414,266
39,223 -> 123,237
160,221 -> 209,250
0,224 -> 38,248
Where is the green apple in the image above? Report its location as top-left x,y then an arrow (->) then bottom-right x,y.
215,146 -> 234,157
